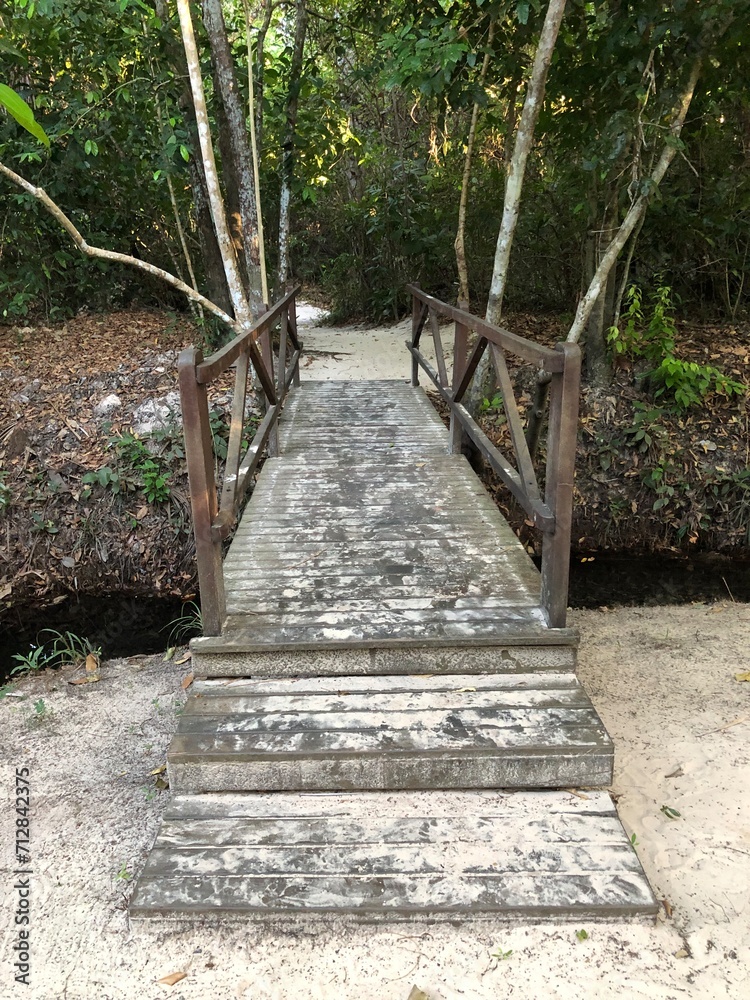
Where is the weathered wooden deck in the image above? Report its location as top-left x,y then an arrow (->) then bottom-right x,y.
130,289 -> 657,925
196,379 -> 575,656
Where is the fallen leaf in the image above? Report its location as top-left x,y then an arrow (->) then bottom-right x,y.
164,646 -> 176,661
175,651 -> 192,665
181,672 -> 194,690
674,948 -> 690,959
665,766 -> 684,779
157,971 -> 187,986
149,764 -> 167,776
68,676 -> 100,686
662,898 -> 674,919
734,671 -> 750,683
85,653 -> 99,673
407,989 -> 431,1000
661,805 -> 681,820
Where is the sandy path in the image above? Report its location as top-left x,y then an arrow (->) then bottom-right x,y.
1,315 -> 748,999
1,604 -> 748,999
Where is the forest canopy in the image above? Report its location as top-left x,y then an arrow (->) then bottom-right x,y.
1,0 -> 749,332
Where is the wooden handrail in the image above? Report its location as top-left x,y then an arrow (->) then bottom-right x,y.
405,285 -> 581,628
179,286 -> 302,635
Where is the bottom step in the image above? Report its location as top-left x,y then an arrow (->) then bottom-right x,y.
130,790 -> 658,924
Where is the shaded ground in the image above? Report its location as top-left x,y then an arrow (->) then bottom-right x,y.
0,603 -> 748,999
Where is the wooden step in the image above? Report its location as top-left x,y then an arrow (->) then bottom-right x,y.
129,790 -> 657,924
190,638 -> 577,677
168,674 -> 612,794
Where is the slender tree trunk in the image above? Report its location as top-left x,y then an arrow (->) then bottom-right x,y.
277,0 -> 308,289
468,0 -> 567,415
455,20 -> 495,308
154,0 -> 232,315
485,0 -> 567,325
202,0 -> 263,315
243,0 -> 269,304
567,54 -> 702,343
585,189 -> 618,382
176,0 -> 251,325
612,213 -> 645,331
254,0 -> 275,157
187,151 -> 233,315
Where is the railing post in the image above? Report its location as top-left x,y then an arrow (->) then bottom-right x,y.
178,347 -> 226,636
540,342 -> 581,628
289,293 -> 301,387
259,311 -> 279,457
449,302 -> 470,455
410,285 -> 421,386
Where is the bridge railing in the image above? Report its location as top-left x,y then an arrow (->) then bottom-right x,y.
406,284 -> 581,629
178,284 -> 302,635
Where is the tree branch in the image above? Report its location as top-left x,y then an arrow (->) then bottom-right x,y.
0,160 -> 236,328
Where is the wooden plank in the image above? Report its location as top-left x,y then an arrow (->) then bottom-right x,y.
162,789 -> 614,821
540,344 -> 582,628
194,621 -> 579,652
190,672 -> 581,694
428,307 -> 450,387
143,842 -> 641,878
489,342 -> 542,503
129,790 -> 657,922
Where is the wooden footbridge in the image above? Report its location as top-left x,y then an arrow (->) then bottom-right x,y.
130,287 -> 656,923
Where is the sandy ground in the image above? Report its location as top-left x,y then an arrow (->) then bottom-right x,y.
1,315 -> 749,999
1,604 -> 748,1000
295,303 -> 452,383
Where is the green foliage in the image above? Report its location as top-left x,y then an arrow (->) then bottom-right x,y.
165,600 -> 203,646
649,357 -> 745,411
0,81 -> 49,147
608,285 -> 677,361
11,644 -> 50,675
10,629 -> 101,676
82,431 -> 173,503
621,404 -> 669,455
609,285 -> 746,410
38,628 -> 101,666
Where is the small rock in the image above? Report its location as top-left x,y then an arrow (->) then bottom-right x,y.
93,393 -> 122,418
131,392 -> 181,436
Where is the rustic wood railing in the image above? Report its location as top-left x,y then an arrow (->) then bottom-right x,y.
406,284 -> 581,628
178,284 -> 302,635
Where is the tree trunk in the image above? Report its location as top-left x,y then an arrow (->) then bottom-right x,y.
243,0 -> 269,304
468,0 -> 567,415
585,190 -> 618,383
454,20 -> 495,308
187,152 -> 233,315
485,0 -> 567,325
154,0 -> 232,315
277,0 -> 308,290
567,54 -> 703,344
176,0 -> 251,326
202,0 -> 263,315
253,0 -> 275,157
